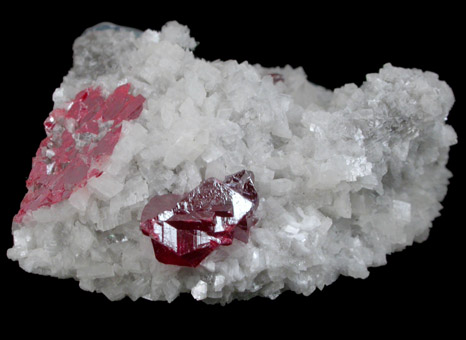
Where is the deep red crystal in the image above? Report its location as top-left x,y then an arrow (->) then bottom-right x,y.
14,84 -> 145,223
140,170 -> 259,267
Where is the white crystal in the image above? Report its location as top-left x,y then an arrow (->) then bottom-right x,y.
8,21 -> 456,304
87,173 -> 124,200
191,280 -> 208,301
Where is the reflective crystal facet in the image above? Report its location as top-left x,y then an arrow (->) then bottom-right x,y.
140,170 -> 259,267
14,84 -> 145,223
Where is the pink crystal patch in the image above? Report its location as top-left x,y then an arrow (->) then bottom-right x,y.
140,170 -> 259,267
14,84 -> 145,223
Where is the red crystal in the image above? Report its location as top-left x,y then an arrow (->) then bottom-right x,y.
140,170 -> 259,267
14,84 -> 145,223
269,73 -> 284,84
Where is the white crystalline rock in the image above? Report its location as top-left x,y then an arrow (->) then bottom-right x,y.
7,21 -> 457,304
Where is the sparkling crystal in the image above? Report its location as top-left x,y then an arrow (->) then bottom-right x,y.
14,84 -> 145,223
140,170 -> 259,267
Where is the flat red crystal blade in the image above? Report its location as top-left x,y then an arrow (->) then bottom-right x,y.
14,84 -> 145,223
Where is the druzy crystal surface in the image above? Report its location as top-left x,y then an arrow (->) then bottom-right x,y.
140,170 -> 258,267
7,21 -> 457,303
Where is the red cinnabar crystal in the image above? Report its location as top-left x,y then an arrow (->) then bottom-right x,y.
140,170 -> 259,267
269,73 -> 284,84
14,84 -> 145,223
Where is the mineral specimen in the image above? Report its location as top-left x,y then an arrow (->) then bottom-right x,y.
140,170 -> 258,267
7,21 -> 457,303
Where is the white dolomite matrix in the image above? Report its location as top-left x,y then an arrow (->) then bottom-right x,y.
7,21 -> 457,303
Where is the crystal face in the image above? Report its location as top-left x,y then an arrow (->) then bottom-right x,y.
140,170 -> 259,267
14,84 -> 145,223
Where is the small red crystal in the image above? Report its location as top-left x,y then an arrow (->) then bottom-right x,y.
14,84 -> 145,223
269,73 -> 284,84
140,170 -> 259,267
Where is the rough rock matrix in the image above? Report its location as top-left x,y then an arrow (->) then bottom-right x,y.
7,21 -> 457,303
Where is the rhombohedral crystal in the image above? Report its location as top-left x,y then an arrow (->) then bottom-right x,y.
7,21 -> 457,303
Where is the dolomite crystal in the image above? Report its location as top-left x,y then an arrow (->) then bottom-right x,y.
7,21 -> 457,303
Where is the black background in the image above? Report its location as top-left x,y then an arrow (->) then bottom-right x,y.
3,3 -> 464,334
